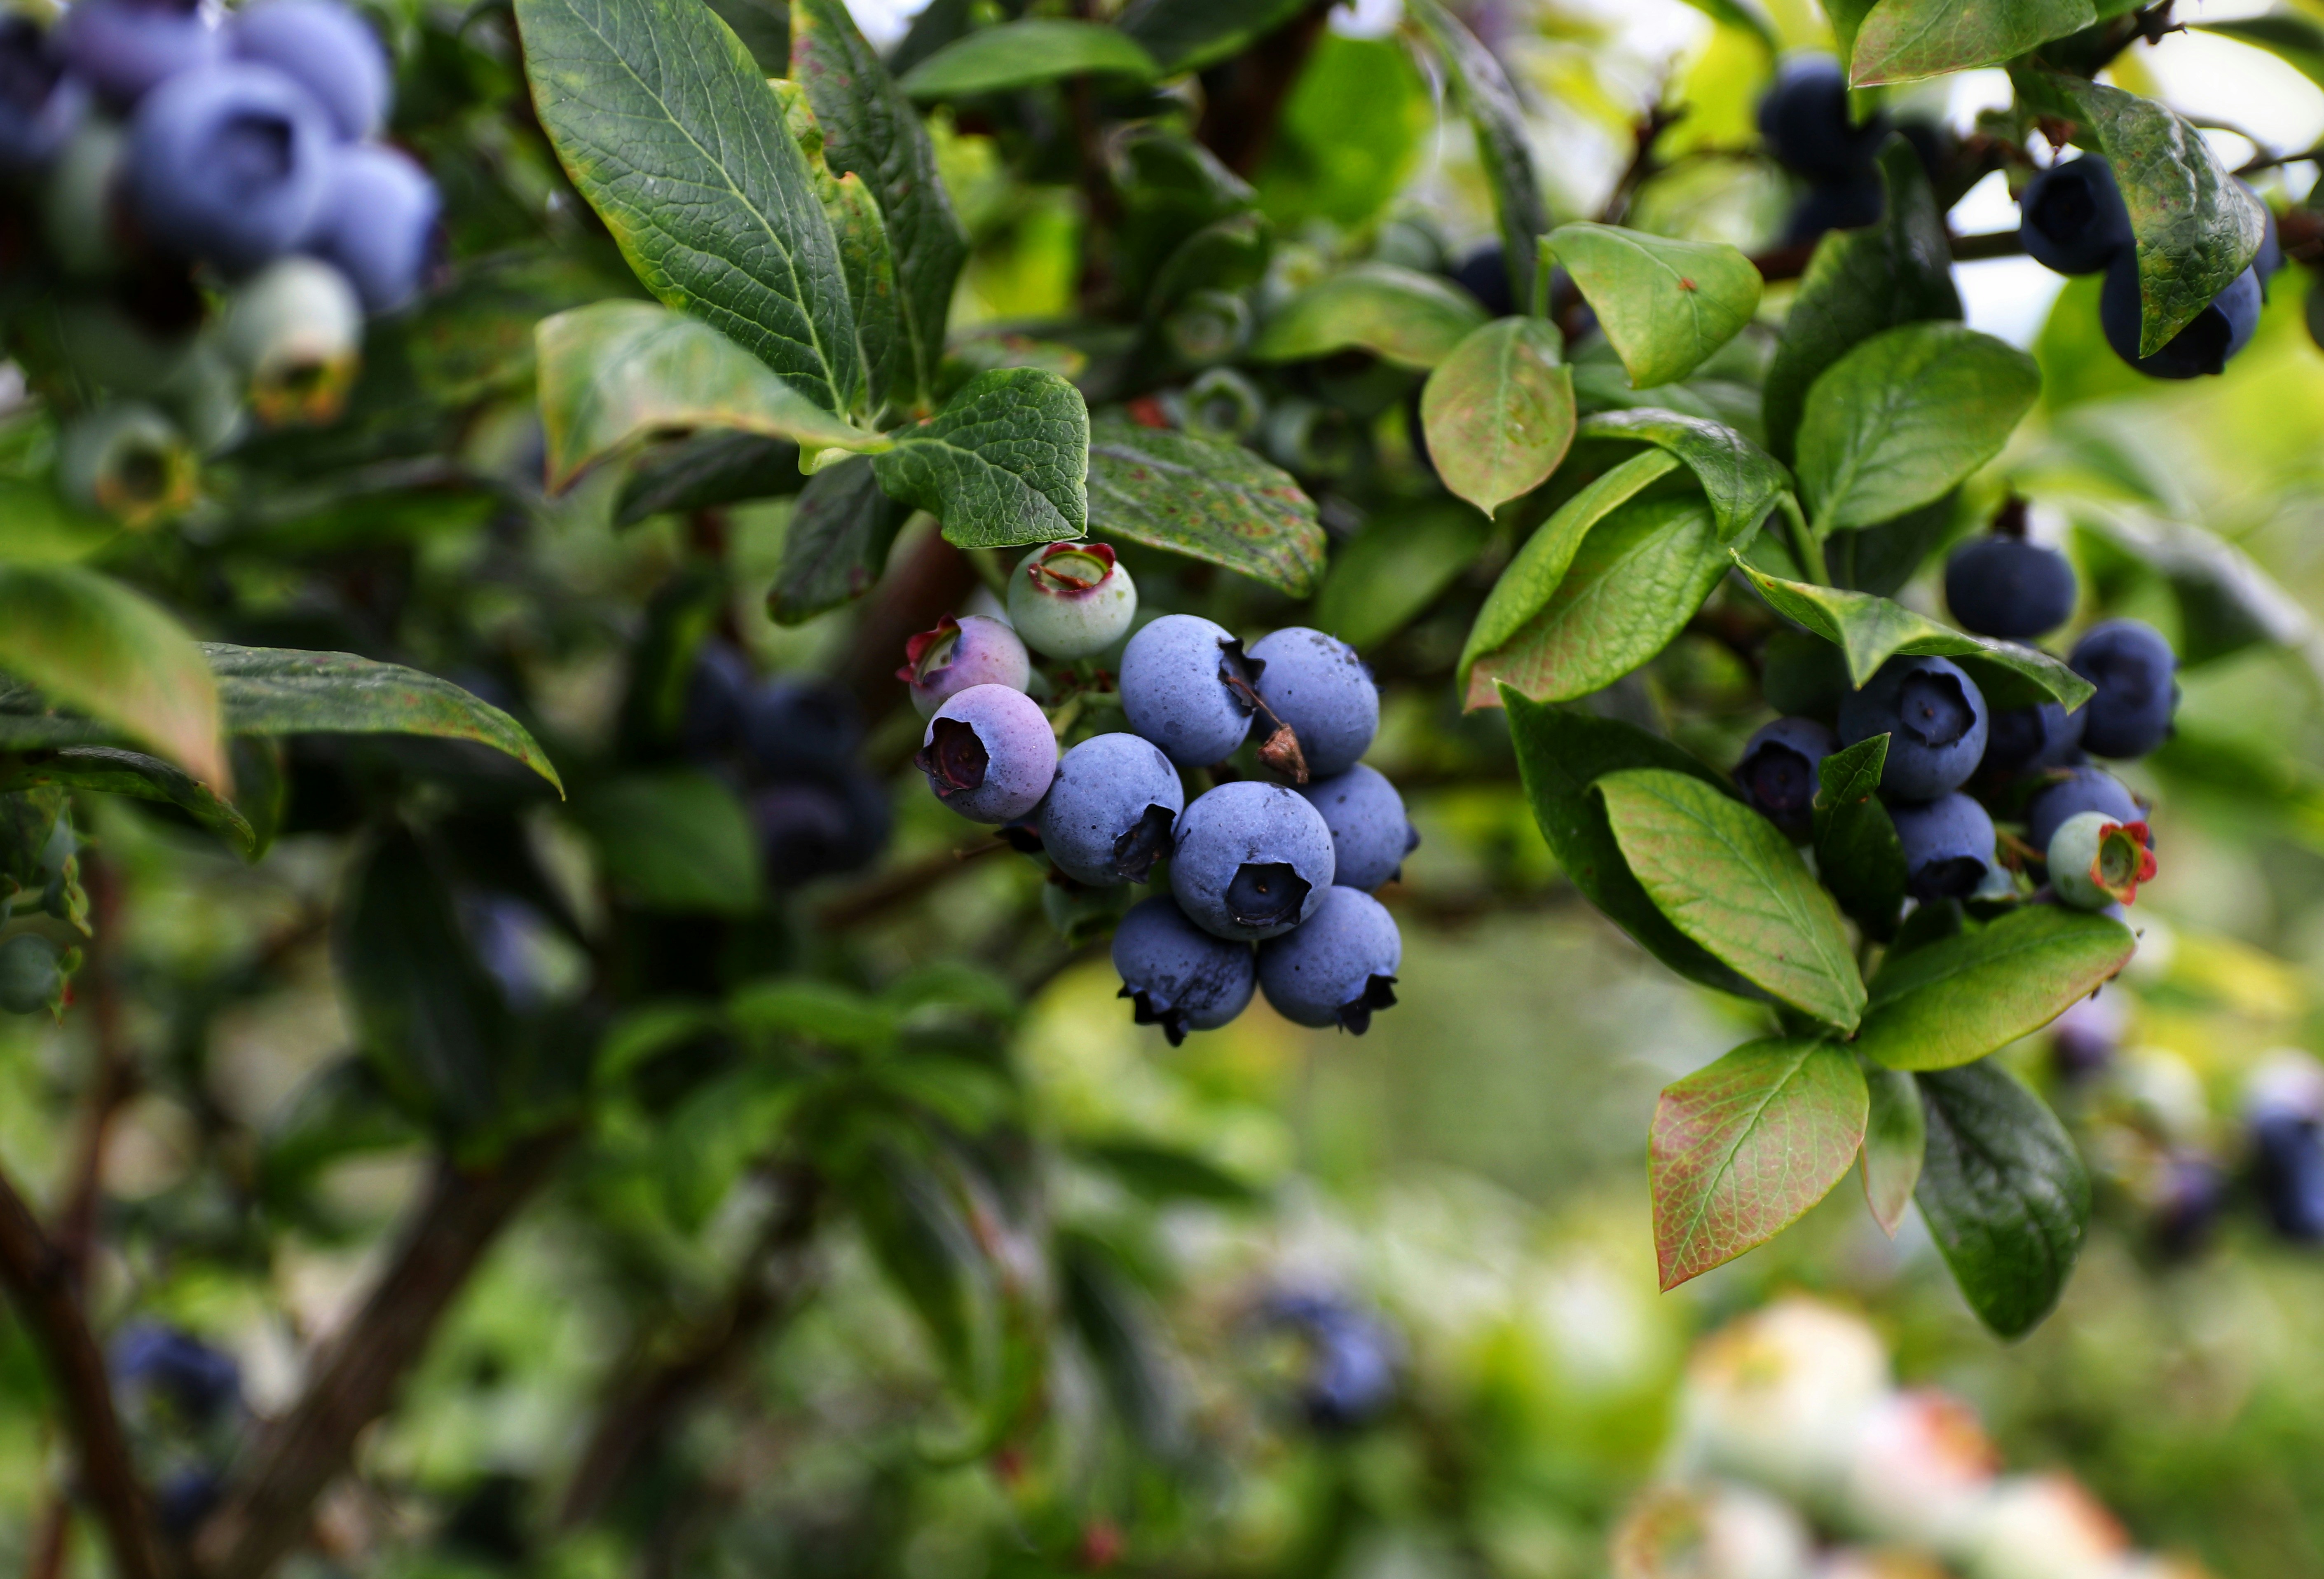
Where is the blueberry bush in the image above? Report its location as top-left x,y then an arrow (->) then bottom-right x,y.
10,0 -> 2324,1573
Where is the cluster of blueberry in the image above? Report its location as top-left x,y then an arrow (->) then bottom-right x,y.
685,643 -> 891,889
2017,154 -> 2284,380
2,0 -> 440,519
1736,520 -> 2170,911
903,544 -> 1417,1045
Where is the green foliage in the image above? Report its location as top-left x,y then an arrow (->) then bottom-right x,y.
1549,223 -> 1762,389
1914,1060 -> 2091,1339
1249,262 -> 1489,369
1849,0 -> 2095,85
1813,734 -> 1907,941
1853,908 -> 2136,1071
900,20 -> 1161,98
1420,316 -> 1575,516
1085,419 -> 1325,595
870,368 -> 1090,547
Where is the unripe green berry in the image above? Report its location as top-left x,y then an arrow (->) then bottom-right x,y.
1180,366 -> 1264,443
1163,288 -> 1249,365
1006,542 -> 1137,659
222,257 -> 363,428
2047,808 -> 2155,910
0,934 -> 61,1016
57,402 -> 197,529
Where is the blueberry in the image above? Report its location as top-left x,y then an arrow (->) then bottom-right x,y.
1732,717 -> 1837,839
900,614 -> 1029,720
2068,618 -> 2176,759
1171,780 -> 1335,941
220,255 -> 363,426
750,771 -> 890,886
0,17 -> 87,169
2049,991 -> 2121,1080
742,678 -> 861,782
1293,764 -> 1417,893
1110,894 -> 1256,1045
1980,700 -> 2083,776
1247,627 -> 1378,780
2016,157 -> 2131,276
111,1323 -> 241,1424
680,641 -> 751,758
56,402 -> 197,528
2025,766 -> 2143,852
58,0 -> 220,107
915,683 -> 1057,824
1006,541 -> 1137,660
1757,54 -> 1888,183
0,934 -> 59,1015
2249,1059 -> 2324,1241
1887,792 -> 1995,902
1944,535 -> 2078,640
2045,808 -> 2155,910
1257,886 -> 1401,1033
1038,732 -> 1184,886
229,0 -> 389,141
1180,366 -> 1265,443
1449,240 -> 1513,317
1837,655 -> 1988,801
2101,251 -> 2261,379
2249,184 -> 2284,286
306,142 -> 439,314
127,62 -> 335,274
153,1467 -> 224,1536
1264,1293 -> 1399,1432
1119,613 -> 1257,768
1783,172 -> 1883,245
2149,1150 -> 2227,1259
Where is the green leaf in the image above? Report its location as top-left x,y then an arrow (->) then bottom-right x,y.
1405,0 -> 1550,314
1733,560 -> 2096,712
1253,34 -> 1428,231
1459,448 -> 1681,703
1419,317 -> 1575,517
0,566 -> 225,790
1250,262 -> 1490,371
1464,491 -> 1727,708
900,19 -> 1159,98
1855,907 -> 2136,1071
1597,768 -> 1866,1030
1797,323 -> 2039,534
777,79 -> 904,415
1312,501 -> 1493,651
706,0 -> 787,68
1861,1060 -> 1925,1237
1076,1139 -> 1262,1204
1501,692 -> 1765,1000
536,302 -> 883,492
14,747 -> 255,855
202,644 -> 565,794
0,478 -> 120,566
729,976 -> 897,1050
1914,1060 -> 2089,1338
573,770 -> 763,915
791,0 -> 968,415
871,368 -> 1089,549
1849,0 -> 2094,85
1674,0 -> 1778,53
515,0 -> 862,412
1085,417 -> 1324,595
2019,72 -> 2267,356
1651,1037 -> 1867,1289
1812,733 -> 1906,942
1762,139 -> 1961,464
1577,409 -> 1791,544
1115,0 -> 1309,75
770,453 -> 912,625
616,431 -> 804,528
849,1143 -> 988,1391
1548,223 -> 1763,390
2193,15 -> 2324,92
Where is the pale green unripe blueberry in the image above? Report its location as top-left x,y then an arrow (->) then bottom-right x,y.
1163,288 -> 1249,365
0,935 -> 59,1017
158,342 -> 249,456
222,257 -> 363,428
58,402 -> 197,529
1180,366 -> 1264,443
56,299 -> 197,396
2047,808 -> 2155,910
1006,542 -> 1136,659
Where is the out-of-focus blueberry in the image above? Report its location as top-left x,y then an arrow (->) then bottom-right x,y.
1944,535 -> 2078,640
229,0 -> 389,141
306,142 -> 439,314
2101,251 -> 2261,379
126,62 -> 335,274
112,1323 -> 241,1424
750,771 -> 890,886
680,641 -> 751,758
0,18 -> 88,169
743,677 -> 861,782
1757,54 -> 1888,182
59,0 -> 220,107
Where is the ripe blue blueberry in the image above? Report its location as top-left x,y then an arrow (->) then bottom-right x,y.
1248,627 -> 1378,780
1887,792 -> 1995,902
751,772 -> 890,886
2101,251 -> 2261,379
111,1322 -> 242,1424
307,142 -> 440,313
743,678 -> 861,782
2250,183 -> 2284,286
2024,765 -> 2143,852
2049,991 -> 2121,1080
1110,894 -> 1255,1045
1171,780 -> 1335,941
2249,1058 -> 2324,1242
58,0 -> 220,107
2149,1150 -> 2228,1260
1732,717 -> 1837,839
899,614 -> 1030,719
127,62 -> 335,274
1265,1292 -> 1399,1433
1006,541 -> 1137,659
0,18 -> 87,170
2016,156 -> 2131,276
1980,699 -> 2083,776
680,642 -> 750,758
916,683 -> 1057,824
0,934 -> 59,1015
1294,764 -> 1417,893
1038,732 -> 1185,886
154,1467 -> 225,1537
230,0 -> 389,141
2068,618 -> 2176,758
1119,612 -> 1256,767
1837,655 -> 1988,801
1257,885 -> 1401,1033
1943,535 -> 2077,640
1756,55 -> 1887,183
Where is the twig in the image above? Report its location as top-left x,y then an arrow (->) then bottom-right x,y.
2239,142 -> 2324,177
190,1129 -> 572,1579
57,855 -> 134,1285
1750,227 -> 2025,284
1194,0 -> 1333,176
814,838 -> 1013,932
0,1164 -> 167,1579
1598,99 -> 1685,227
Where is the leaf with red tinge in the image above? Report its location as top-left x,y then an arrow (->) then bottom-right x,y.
1651,1036 -> 1868,1289
1861,1060 -> 1925,1237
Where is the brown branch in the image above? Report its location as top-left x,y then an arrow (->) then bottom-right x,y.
1751,227 -> 2025,284
191,1129 -> 572,1579
815,837 -> 1012,932
555,1167 -> 822,1532
835,527 -> 977,723
0,1165 -> 167,1579
58,855 -> 134,1284
1598,101 -> 1684,227
1195,1 -> 1333,177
